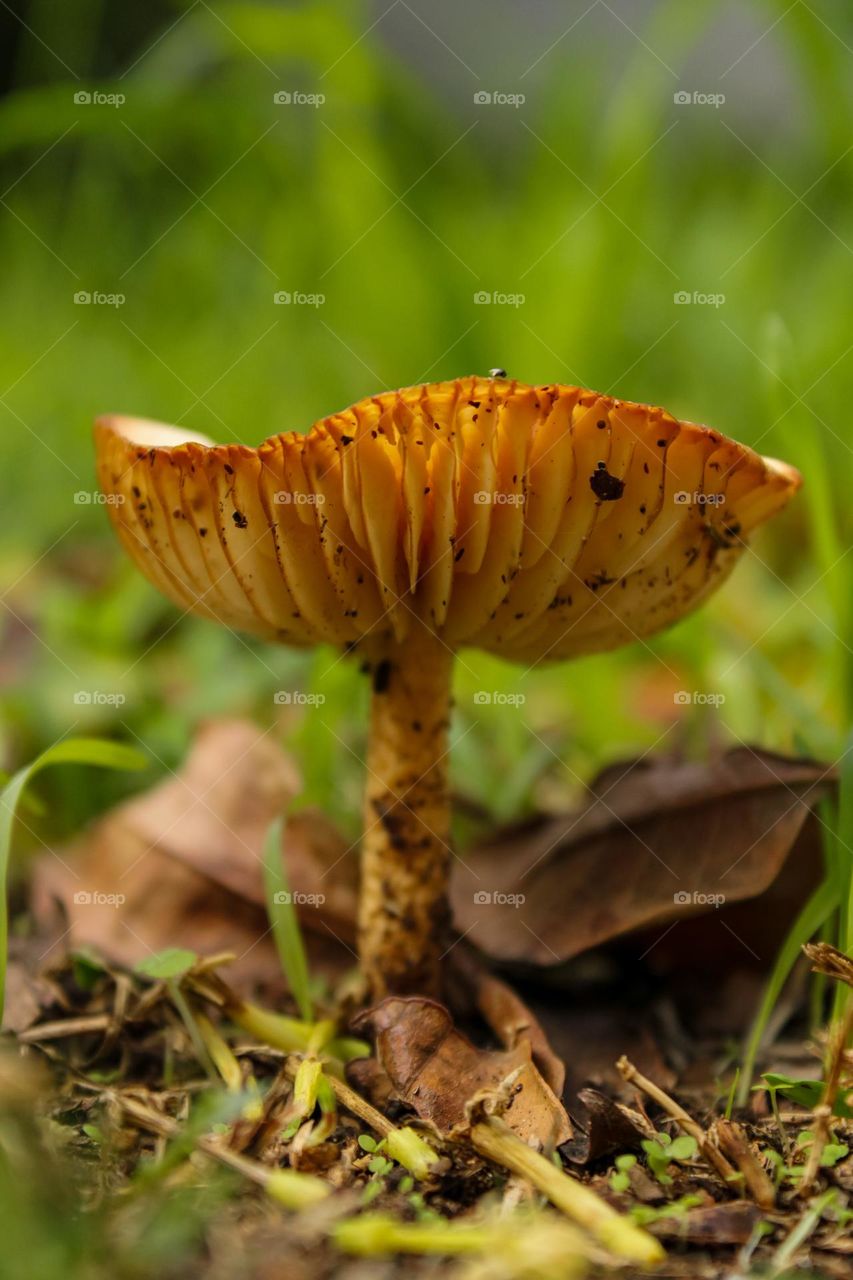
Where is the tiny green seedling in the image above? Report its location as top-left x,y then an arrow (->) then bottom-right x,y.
793,1130 -> 849,1169
640,1133 -> 698,1186
356,1136 -> 439,1217
609,1154 -> 637,1193
359,1134 -> 393,1178
763,1130 -> 849,1189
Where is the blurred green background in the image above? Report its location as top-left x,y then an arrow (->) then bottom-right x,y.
0,0 -> 850,844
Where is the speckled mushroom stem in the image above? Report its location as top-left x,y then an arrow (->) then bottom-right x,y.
359,624 -> 455,999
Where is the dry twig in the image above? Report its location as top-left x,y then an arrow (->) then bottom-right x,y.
616,1055 -> 738,1186
713,1118 -> 776,1209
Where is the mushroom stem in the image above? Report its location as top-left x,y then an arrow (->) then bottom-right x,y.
360,624 -> 454,997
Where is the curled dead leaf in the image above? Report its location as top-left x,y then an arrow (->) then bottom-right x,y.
561,1087 -> 650,1165
352,996 -> 571,1147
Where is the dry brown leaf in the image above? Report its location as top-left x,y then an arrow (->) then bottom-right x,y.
31,719 -> 355,994
352,996 -> 572,1147
561,1087 -> 650,1165
451,748 -> 832,966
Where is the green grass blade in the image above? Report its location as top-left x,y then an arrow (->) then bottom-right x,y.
834,732 -> 853,1018
261,816 -> 313,1022
738,876 -> 839,1105
0,737 -> 147,1024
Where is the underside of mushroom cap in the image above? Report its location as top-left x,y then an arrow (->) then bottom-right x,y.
94,378 -> 801,663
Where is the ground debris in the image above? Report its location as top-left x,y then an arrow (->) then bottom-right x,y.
3,944 -> 851,1280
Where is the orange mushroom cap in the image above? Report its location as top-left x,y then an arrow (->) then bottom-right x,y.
94,377 -> 800,663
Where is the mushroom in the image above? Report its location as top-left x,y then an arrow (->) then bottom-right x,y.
94,378 -> 801,999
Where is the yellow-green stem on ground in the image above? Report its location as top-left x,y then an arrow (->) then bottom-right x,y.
334,1210 -> 590,1277
470,1117 -> 664,1267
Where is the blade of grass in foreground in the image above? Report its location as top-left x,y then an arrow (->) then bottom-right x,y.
0,737 -> 147,1023
834,731 -> 853,1018
262,816 -> 313,1022
738,873 -> 838,1105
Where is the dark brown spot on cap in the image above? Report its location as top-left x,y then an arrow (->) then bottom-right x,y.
589,469 -> 625,501
373,659 -> 392,695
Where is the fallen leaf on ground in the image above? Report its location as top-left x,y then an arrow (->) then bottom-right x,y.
352,996 -> 572,1147
32,719 -> 356,995
561,1087 -> 650,1165
451,748 -> 832,966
